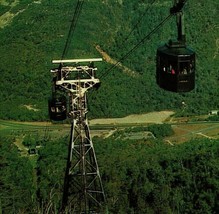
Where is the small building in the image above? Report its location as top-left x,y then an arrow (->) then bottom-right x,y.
28,146 -> 37,155
209,110 -> 219,115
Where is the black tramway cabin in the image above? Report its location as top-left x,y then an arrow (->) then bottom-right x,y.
156,40 -> 195,92
156,0 -> 195,93
48,96 -> 67,121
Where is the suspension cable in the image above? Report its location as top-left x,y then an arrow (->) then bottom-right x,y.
99,13 -> 174,79
118,0 -> 157,49
61,0 -> 84,59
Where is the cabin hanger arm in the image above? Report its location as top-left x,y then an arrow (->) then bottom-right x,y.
170,0 -> 187,43
170,0 -> 186,14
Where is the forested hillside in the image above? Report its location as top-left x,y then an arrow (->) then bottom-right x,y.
1,132 -> 219,213
0,0 -> 218,120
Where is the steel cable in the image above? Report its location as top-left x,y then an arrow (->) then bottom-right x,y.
99,13 -> 174,79
61,0 -> 84,59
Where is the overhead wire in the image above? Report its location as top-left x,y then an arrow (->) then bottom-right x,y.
89,12 -> 174,103
60,0 -> 171,80
118,0 -> 157,49
99,13 -> 174,80
61,0 -> 84,60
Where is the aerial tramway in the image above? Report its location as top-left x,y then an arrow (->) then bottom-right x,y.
48,0 -> 195,213
156,0 -> 195,92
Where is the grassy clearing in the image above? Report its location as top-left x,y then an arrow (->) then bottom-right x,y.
166,123 -> 219,144
1,117 -> 219,144
0,11 -> 15,28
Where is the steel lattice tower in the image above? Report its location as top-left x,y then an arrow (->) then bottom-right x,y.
51,59 -> 106,213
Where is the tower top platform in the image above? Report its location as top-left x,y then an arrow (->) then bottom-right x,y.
52,58 -> 102,64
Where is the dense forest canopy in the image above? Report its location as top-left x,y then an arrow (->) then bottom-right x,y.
1,131 -> 219,213
0,0 -> 218,120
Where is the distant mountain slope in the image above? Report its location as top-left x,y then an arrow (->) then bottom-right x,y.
0,0 -> 218,121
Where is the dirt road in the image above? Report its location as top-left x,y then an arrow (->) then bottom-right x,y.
95,45 -> 139,78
